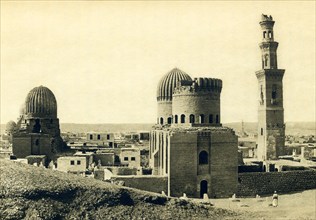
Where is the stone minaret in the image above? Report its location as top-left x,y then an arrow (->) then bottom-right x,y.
256,14 -> 285,160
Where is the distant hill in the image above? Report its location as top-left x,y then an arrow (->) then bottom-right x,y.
1,122 -> 314,135
0,159 -> 247,219
224,122 -> 316,135
60,123 -> 154,133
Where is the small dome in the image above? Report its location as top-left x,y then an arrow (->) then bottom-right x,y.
24,86 -> 57,118
6,120 -> 17,134
157,68 -> 192,101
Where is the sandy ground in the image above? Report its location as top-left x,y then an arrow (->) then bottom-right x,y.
207,189 -> 316,219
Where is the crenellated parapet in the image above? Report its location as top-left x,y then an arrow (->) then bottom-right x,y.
173,77 -> 222,96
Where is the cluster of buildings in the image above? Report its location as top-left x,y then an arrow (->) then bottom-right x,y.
1,14 -> 315,199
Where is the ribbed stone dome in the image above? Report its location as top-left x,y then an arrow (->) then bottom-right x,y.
24,86 -> 57,118
157,68 -> 192,101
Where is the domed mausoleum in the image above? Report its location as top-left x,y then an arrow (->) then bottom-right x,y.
156,68 -> 192,125
11,86 -> 66,162
24,86 -> 57,118
150,68 -> 238,198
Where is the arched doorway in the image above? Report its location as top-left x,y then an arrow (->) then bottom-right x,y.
200,180 -> 208,198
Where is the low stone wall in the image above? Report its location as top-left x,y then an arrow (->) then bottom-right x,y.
107,167 -> 138,175
113,175 -> 168,194
237,170 -> 316,196
238,165 -> 262,173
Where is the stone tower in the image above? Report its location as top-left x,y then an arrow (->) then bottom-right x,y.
256,14 -> 285,160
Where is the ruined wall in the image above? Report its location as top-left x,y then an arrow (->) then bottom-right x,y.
93,153 -> 114,166
113,175 -> 168,194
237,170 -> 316,196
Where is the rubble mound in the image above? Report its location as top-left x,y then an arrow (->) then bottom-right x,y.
0,159 -> 244,219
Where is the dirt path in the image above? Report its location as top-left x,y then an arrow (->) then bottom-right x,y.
209,189 -> 316,219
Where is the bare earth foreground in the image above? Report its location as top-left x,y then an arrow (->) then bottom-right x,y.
0,159 -> 314,220
208,190 -> 316,220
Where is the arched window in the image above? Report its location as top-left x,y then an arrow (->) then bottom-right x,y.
181,114 -> 185,123
260,85 -> 264,104
200,114 -> 205,124
189,114 -> 195,123
160,117 -> 164,125
174,115 -> 178,124
167,117 -> 172,124
263,31 -> 266,38
209,114 -> 213,123
261,128 -> 263,135
268,31 -> 272,38
264,55 -> 268,67
272,84 -> 277,99
199,151 -> 208,164
32,119 -> 41,133
216,115 -> 219,124
35,139 -> 39,146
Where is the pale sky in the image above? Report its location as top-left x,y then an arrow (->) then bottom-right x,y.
1,1 -> 315,124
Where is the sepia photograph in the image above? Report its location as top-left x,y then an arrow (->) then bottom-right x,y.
0,1 -> 315,219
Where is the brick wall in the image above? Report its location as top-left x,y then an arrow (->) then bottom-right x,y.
113,175 -> 168,194
237,170 -> 316,196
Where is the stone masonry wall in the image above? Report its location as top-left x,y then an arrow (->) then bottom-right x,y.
237,170 -> 316,196
157,101 -> 172,124
169,132 -> 198,197
113,175 -> 168,194
172,93 -> 220,125
210,130 -> 238,198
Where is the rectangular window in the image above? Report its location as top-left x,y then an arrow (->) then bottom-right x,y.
70,160 -> 75,165
90,134 -> 93,140
107,134 -> 110,140
97,134 -> 101,140
131,157 -> 136,161
124,157 -> 128,161
77,160 -> 81,165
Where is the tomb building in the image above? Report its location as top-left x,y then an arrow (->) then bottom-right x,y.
150,68 -> 238,198
11,86 -> 66,162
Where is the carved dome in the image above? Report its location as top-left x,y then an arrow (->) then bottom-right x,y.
157,68 -> 192,101
24,86 -> 57,118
